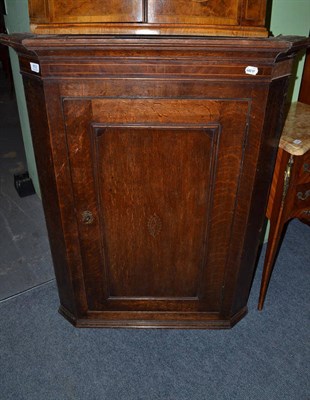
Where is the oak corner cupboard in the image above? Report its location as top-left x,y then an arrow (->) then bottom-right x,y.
28,0 -> 268,37
2,0 -> 310,329
1,33 -> 309,329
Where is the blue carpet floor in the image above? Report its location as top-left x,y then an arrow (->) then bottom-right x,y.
0,219 -> 309,400
0,66 -> 54,301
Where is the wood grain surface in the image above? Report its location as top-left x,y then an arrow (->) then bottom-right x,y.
28,0 -> 268,36
1,34 -> 308,328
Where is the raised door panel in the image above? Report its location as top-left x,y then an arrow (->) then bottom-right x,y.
63,98 -> 249,314
93,125 -> 218,300
49,0 -> 143,23
147,0 -> 239,25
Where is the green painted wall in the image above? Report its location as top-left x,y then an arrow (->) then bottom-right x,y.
4,0 -> 40,195
270,0 -> 310,100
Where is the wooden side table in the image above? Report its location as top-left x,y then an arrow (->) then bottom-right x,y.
258,102 -> 310,310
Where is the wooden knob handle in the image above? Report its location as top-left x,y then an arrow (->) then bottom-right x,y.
82,210 -> 94,225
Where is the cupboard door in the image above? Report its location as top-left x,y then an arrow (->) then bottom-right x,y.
148,0 -> 239,25
63,98 -> 249,314
49,0 -> 143,23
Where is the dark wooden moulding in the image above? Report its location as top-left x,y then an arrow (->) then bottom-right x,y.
1,34 -> 309,329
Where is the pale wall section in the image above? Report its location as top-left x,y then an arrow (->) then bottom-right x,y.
270,0 -> 310,100
4,0 -> 40,196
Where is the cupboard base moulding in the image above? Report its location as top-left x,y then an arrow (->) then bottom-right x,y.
59,305 -> 248,329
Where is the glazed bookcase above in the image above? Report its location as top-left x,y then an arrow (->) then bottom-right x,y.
28,0 -> 268,37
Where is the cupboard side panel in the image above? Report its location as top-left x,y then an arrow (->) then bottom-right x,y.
22,76 -> 86,316
231,77 -> 291,315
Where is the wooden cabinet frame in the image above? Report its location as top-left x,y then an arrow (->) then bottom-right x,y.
1,34 -> 308,328
28,0 -> 268,37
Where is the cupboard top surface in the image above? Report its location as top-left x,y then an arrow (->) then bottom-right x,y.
1,34 -> 309,61
1,34 -> 308,86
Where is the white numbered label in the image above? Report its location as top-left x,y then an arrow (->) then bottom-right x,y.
30,62 -> 40,73
245,66 -> 258,76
